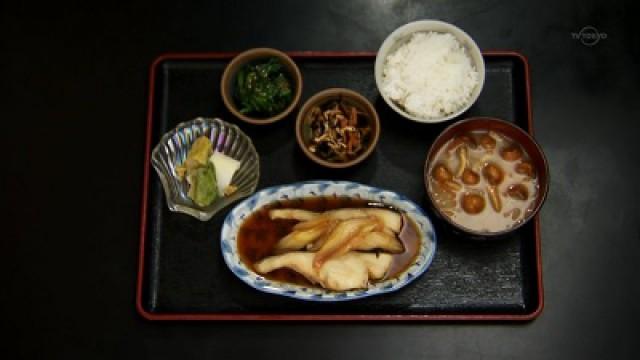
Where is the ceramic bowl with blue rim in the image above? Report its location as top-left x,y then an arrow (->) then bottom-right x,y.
220,180 -> 437,301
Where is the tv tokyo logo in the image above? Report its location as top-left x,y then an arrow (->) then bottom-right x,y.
571,26 -> 607,46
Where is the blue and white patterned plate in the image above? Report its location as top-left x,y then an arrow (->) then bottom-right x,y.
220,181 -> 437,302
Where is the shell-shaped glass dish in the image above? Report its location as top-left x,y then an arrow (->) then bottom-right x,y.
151,117 -> 260,221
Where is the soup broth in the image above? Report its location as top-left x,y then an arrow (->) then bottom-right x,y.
428,130 -> 539,233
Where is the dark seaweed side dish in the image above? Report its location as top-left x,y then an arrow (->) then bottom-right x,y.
234,57 -> 293,117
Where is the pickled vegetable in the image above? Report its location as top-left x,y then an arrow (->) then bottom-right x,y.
175,135 -> 241,207
188,162 -> 218,207
176,136 -> 213,179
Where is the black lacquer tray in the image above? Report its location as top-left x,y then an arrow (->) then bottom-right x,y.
137,51 -> 543,321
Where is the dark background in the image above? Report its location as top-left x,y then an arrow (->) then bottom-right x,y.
2,0 -> 638,358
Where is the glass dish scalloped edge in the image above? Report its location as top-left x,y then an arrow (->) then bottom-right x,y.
151,117 -> 260,221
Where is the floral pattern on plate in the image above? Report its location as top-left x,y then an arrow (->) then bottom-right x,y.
221,180 -> 437,301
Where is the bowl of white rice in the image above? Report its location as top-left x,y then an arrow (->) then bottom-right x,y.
375,20 -> 485,124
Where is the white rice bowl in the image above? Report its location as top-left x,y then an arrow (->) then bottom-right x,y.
382,32 -> 478,119
375,20 -> 485,124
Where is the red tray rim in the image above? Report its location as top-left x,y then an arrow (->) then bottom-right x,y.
137,50 -> 543,321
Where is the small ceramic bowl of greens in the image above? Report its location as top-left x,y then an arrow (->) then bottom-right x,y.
221,48 -> 303,125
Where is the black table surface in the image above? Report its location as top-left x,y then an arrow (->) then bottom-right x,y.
2,0 -> 638,358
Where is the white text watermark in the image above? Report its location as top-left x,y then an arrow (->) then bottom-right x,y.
571,26 -> 607,46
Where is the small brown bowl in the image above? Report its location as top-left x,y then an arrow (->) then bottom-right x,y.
424,117 -> 549,239
221,48 -> 302,125
296,88 -> 380,169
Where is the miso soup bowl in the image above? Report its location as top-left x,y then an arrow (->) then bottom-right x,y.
423,117 -> 549,239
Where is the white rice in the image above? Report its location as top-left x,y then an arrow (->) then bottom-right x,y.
381,31 -> 479,120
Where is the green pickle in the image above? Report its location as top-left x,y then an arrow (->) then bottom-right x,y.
189,162 -> 218,207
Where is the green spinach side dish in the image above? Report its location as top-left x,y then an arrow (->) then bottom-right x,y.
234,57 -> 293,117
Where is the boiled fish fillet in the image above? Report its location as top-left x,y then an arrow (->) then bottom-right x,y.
254,252 -> 318,284
317,253 -> 369,290
360,209 -> 402,233
313,217 -> 380,270
269,208 -> 402,233
254,252 -> 393,291
351,252 -> 393,280
352,231 -> 404,253
269,209 -> 318,221
273,225 -> 328,253
318,252 -> 393,290
272,219 -> 404,255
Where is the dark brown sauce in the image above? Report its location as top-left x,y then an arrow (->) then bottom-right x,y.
237,196 -> 421,288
